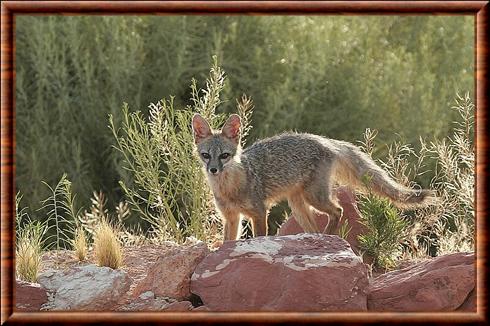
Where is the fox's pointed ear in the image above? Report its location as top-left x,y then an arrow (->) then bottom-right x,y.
192,113 -> 212,144
221,114 -> 241,144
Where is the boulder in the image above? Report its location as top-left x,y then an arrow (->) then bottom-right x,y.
277,186 -> 368,258
368,252 -> 475,311
15,280 -> 48,311
38,264 -> 131,310
132,242 -> 209,300
191,234 -> 369,311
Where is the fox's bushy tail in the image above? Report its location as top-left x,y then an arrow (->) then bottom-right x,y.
334,142 -> 438,209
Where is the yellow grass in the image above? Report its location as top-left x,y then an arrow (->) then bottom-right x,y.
16,236 -> 42,283
93,219 -> 123,269
73,227 -> 88,261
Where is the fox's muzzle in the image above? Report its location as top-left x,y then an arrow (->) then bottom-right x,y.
207,159 -> 223,175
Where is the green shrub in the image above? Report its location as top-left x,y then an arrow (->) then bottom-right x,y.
431,93 -> 475,254
357,93 -> 475,264
109,58 -> 253,244
358,196 -> 408,269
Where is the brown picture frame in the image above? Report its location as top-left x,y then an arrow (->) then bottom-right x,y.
1,1 -> 487,324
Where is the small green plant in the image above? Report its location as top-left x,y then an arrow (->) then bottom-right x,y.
73,227 -> 88,261
15,193 -> 47,282
358,196 -> 408,269
109,57 -> 254,244
93,218 -> 123,269
39,174 -> 81,251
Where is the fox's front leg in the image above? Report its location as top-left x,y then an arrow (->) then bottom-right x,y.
221,209 -> 241,241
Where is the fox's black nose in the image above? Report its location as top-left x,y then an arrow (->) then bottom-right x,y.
210,168 -> 218,174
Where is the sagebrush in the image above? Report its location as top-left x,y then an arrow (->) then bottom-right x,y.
110,57 -> 254,244
357,93 -> 475,267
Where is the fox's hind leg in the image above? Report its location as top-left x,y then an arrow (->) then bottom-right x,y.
251,213 -> 268,237
288,193 -> 320,233
303,168 -> 343,234
244,207 -> 268,237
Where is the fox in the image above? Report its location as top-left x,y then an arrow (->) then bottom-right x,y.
192,113 -> 438,241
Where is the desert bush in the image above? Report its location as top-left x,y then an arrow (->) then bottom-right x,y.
78,190 -> 142,247
357,93 -> 475,265
358,195 -> 408,269
430,93 -> 475,254
93,218 -> 123,269
78,191 -> 109,239
110,58 -> 254,244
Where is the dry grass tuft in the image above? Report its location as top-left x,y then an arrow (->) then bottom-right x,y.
73,227 -> 88,261
93,219 -> 123,269
16,222 -> 45,282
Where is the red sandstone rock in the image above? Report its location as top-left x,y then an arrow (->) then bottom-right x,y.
192,305 -> 210,311
133,242 -> 209,300
15,280 -> 48,311
117,291 -> 193,311
367,252 -> 475,311
118,292 -> 173,311
164,301 -> 193,311
277,186 -> 368,258
191,234 -> 369,311
457,289 -> 476,312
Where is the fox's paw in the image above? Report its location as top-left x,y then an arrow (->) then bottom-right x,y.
211,240 -> 223,249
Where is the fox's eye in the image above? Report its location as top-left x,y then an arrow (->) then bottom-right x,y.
219,153 -> 230,160
201,152 -> 210,159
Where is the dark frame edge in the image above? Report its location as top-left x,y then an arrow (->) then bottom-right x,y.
1,0 -> 488,324
1,1 -> 14,325
1,1 -> 489,15
4,311 -> 487,324
476,1 -> 489,321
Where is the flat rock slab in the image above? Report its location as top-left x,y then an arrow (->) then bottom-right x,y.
38,264 -> 131,310
368,252 -> 475,311
191,234 -> 368,312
